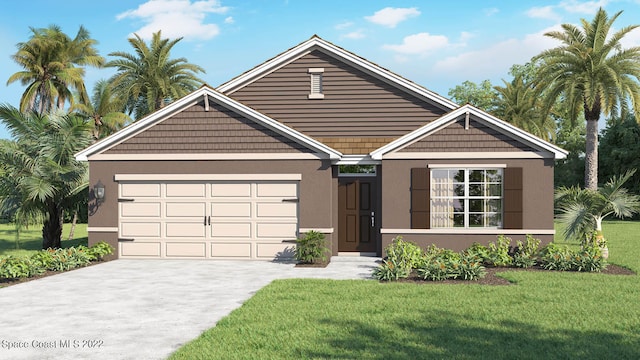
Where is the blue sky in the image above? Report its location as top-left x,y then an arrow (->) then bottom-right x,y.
1,0 -> 640,139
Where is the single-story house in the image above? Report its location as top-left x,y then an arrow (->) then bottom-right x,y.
75,35 -> 567,260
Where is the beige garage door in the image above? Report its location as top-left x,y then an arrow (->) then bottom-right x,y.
118,180 -> 298,259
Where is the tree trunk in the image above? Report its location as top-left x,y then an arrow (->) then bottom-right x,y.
585,119 -> 599,190
42,201 -> 63,249
68,210 -> 78,241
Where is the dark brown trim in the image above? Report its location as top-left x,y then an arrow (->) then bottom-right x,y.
410,167 -> 430,229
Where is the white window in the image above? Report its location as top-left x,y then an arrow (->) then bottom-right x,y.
308,68 -> 324,99
430,168 -> 503,228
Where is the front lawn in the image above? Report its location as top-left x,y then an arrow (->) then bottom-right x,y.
0,223 -> 88,258
171,221 -> 640,359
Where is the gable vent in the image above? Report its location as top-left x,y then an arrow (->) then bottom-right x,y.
308,68 -> 325,99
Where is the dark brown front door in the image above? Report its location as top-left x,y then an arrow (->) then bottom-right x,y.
338,177 -> 377,252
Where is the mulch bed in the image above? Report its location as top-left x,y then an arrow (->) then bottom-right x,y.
395,264 -> 636,286
0,261 -> 103,288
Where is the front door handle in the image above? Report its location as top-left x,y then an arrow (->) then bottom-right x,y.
208,216 -> 211,226
371,211 -> 375,227
204,216 -> 207,226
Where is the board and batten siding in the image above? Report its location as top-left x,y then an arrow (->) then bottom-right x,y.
400,118 -> 535,152
228,49 -> 448,138
106,101 -> 312,154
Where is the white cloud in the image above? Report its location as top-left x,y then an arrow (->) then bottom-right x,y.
342,30 -> 365,40
484,7 -> 499,16
383,32 -> 449,55
365,7 -> 420,28
432,25 -> 561,79
335,21 -> 353,30
224,16 -> 234,24
117,0 -> 229,41
527,6 -> 562,21
559,0 -> 609,14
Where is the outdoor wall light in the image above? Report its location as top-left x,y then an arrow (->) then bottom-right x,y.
94,180 -> 105,200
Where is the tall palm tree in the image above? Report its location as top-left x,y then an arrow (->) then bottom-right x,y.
72,79 -> 131,140
106,31 -> 205,119
555,170 -> 640,257
494,74 -> 556,141
0,105 -> 92,249
534,8 -> 640,190
7,25 -> 104,114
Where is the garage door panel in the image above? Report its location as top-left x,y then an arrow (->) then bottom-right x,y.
166,183 -> 206,197
212,223 -> 251,237
256,223 -> 297,238
121,183 -> 160,197
257,183 -> 297,197
211,203 -> 251,217
166,242 -> 206,257
119,179 -> 299,259
166,202 -> 206,217
256,243 -> 295,258
257,203 -> 297,217
211,243 -> 252,258
121,222 -> 161,237
166,222 -> 206,237
121,202 -> 161,218
120,242 -> 161,257
212,183 -> 251,197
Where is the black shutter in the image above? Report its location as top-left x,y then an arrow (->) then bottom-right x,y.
411,168 -> 430,229
503,167 -> 523,229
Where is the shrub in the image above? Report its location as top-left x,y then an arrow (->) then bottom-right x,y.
463,242 -> 490,264
30,251 -> 55,272
372,259 -> 410,281
487,235 -> 513,267
513,235 -> 541,268
87,241 -> 113,261
385,236 -> 423,270
0,256 -> 38,279
417,258 -> 452,281
457,253 -> 487,280
295,231 -> 329,264
540,243 -> 606,272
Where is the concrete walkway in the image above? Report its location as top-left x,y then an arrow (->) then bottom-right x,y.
0,257 -> 379,360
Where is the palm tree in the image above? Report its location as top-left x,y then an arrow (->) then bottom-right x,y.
7,25 -> 104,114
494,74 -> 556,141
534,8 -> 640,190
555,169 -> 640,256
0,105 -> 92,249
72,79 -> 131,140
106,31 -> 205,119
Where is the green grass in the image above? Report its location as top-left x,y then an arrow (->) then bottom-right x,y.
171,220 -> 640,360
0,223 -> 88,258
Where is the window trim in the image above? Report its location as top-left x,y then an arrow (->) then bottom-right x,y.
429,167 -> 504,229
308,68 -> 325,99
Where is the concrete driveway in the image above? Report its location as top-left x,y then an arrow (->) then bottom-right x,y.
0,257 -> 378,360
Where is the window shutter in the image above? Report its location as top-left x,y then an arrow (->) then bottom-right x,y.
503,167 -> 523,229
411,168 -> 430,229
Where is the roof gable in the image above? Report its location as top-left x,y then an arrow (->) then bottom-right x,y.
370,105 -> 568,160
75,86 -> 342,161
217,35 -> 458,111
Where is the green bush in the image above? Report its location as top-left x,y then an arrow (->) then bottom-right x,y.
513,235 -> 541,268
86,241 -> 113,261
540,243 -> 606,272
372,259 -> 410,281
385,236 -> 423,271
463,242 -> 490,264
0,256 -> 38,279
487,235 -> 513,267
30,251 -> 55,272
295,231 -> 329,264
417,259 -> 451,281
457,253 -> 487,280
